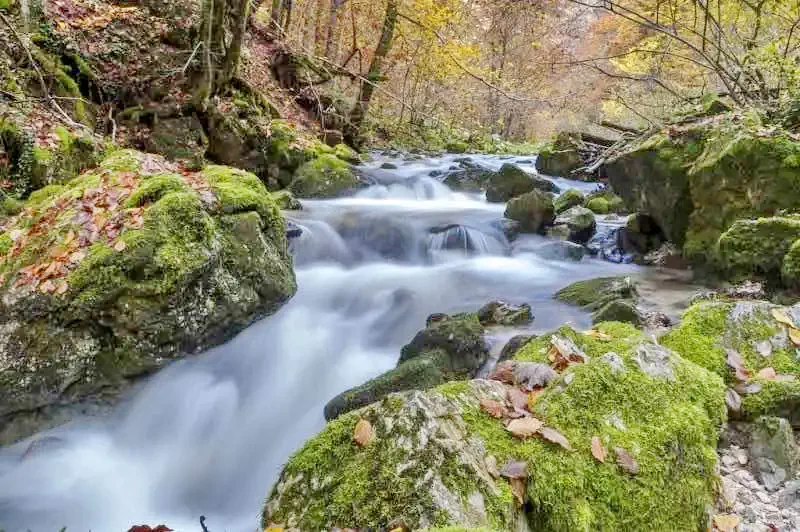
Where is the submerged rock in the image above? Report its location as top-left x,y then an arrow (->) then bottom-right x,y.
267,322 -> 725,531
553,205 -> 596,245
443,167 -> 497,192
0,150 -> 297,445
324,312 -> 488,420
486,164 -> 557,203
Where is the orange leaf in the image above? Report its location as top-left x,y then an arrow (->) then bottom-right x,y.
540,427 -> 572,450
591,436 -> 607,463
353,419 -> 374,447
506,417 -> 543,439
480,398 -> 506,419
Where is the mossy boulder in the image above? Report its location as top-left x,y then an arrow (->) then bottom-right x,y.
268,322 -> 726,531
267,381 -> 526,531
333,143 -> 360,163
535,133 -> 583,177
443,168 -> 498,192
717,216 -> 800,282
552,206 -> 596,245
555,277 -> 641,326
662,300 -> 800,424
143,115 -> 208,169
605,114 -> 800,265
504,190 -> 555,233
486,164 -> 556,203
0,119 -> 103,198
585,197 -> 609,214
325,313 -> 489,420
553,188 -> 584,214
289,154 -> 358,198
0,150 -> 297,445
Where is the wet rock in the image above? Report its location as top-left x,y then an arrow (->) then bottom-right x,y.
289,154 -> 359,198
553,205 -> 596,244
528,241 -> 585,262
633,343 -> 675,381
144,115 -> 207,169
751,417 -> 798,491
504,190 -> 555,233
428,224 -> 486,255
381,162 -> 399,170
717,216 -> 800,285
593,299 -> 643,327
325,313 -> 488,420
486,164 -> 557,203
513,362 -> 557,390
498,335 -> 536,362
272,190 -> 302,210
337,214 -> 417,261
443,167 -> 497,192
535,132 -> 583,177
553,188 -> 585,214
285,221 -> 303,239
477,301 -> 533,327
619,213 -> 666,256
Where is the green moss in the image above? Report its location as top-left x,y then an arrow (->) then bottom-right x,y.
289,154 -> 357,198
496,323 -> 725,532
334,143 -> 360,163
585,197 -> 610,214
661,302 -> 731,378
554,188 -> 584,214
782,239 -> 800,286
0,233 -> 11,255
126,173 -> 188,207
555,277 -> 635,311
0,196 -> 23,216
717,217 -> 800,280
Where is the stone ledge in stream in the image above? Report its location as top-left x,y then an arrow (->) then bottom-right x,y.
324,302 -> 533,421
265,322 -> 726,531
0,150 -> 297,446
555,276 -> 644,327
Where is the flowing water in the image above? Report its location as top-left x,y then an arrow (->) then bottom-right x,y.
0,154 -> 640,532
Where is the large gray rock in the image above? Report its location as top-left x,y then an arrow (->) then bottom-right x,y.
553,205 -> 597,244
504,190 -> 555,233
486,164 -> 557,203
751,416 -> 799,491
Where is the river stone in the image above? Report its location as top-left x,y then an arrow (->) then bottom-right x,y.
529,241 -> 585,262
751,417 -> 799,490
498,335 -> 536,362
477,301 -> 533,326
504,190 -> 555,233
553,205 -> 597,245
325,312 -> 489,420
486,164 -> 557,203
443,167 -> 497,192
0,151 -> 297,445
554,188 -> 585,214
593,299 -> 643,327
633,343 -> 675,381
513,362 -> 557,390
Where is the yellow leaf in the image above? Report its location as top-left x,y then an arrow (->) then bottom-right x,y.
353,418 -> 374,447
790,327 -> 800,347
584,329 -> 612,340
771,308 -> 796,328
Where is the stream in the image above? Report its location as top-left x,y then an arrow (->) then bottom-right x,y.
0,153 -> 642,531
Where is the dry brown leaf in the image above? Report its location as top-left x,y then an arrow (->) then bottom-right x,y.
499,459 -> 528,479
485,455 -> 500,478
772,308 -> 796,328
756,367 -> 777,380
114,240 -> 127,252
540,427 -> 572,450
488,361 -> 515,384
614,447 -> 639,474
480,398 -> 506,419
353,419 -> 374,447
712,513 -> 741,532
507,417 -> 544,439
39,280 -> 56,294
591,436 -> 606,463
528,388 -> 544,409
509,477 -> 526,506
789,327 -> 800,347
507,388 -> 530,413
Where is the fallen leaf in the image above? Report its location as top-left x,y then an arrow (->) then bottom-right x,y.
499,459 -> 528,479
712,513 -> 741,532
528,388 -> 544,409
507,388 -> 530,413
353,419 -> 373,447
480,398 -> 506,419
726,349 -> 750,381
725,388 -> 742,413
114,240 -> 127,252
488,360 -> 515,384
772,308 -> 796,328
39,280 -> 56,294
263,525 -> 284,532
756,367 -> 777,380
789,327 -> 800,347
614,447 -> 639,474
509,477 -> 526,506
591,436 -> 606,463
485,455 -> 500,478
507,417 -> 544,439
56,280 -> 69,295
584,329 -> 612,340
540,427 -> 572,450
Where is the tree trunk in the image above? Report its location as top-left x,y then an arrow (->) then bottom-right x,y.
345,0 -> 397,145
324,0 -> 346,59
270,0 -> 283,33
221,0 -> 250,86
313,0 -> 328,55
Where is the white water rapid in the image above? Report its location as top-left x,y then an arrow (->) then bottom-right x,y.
0,153 -> 637,532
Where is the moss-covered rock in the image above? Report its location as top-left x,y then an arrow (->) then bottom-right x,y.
605,114 -> 800,266
553,188 -> 584,214
334,143 -> 361,163
783,239 -> 800,287
443,168 -> 498,192
289,154 -> 358,198
535,132 -> 583,177
325,313 -> 489,420
504,190 -> 555,233
0,150 -> 297,445
268,323 -> 725,531
143,115 -> 208,169
662,300 -> 800,424
555,277 -> 641,326
717,216 -> 800,282
585,197 -> 609,214
552,206 -> 596,245
267,381 -> 525,531
486,164 -> 556,203
0,119 -> 103,198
